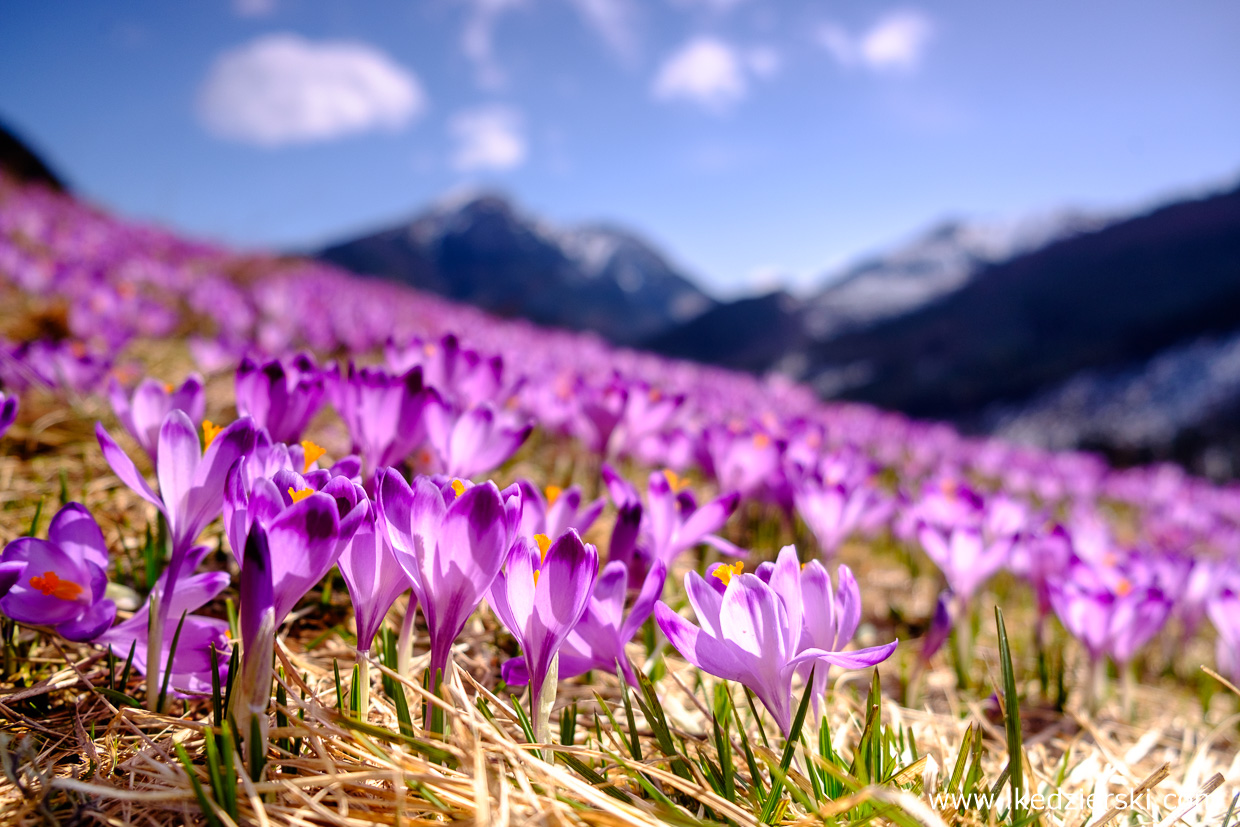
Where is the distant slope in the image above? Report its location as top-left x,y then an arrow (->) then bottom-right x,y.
317,194 -> 713,345
0,120 -> 66,191
804,211 -> 1106,340
802,183 -> 1240,419
641,291 -> 806,373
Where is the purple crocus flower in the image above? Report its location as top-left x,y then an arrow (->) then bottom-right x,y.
338,508 -> 412,656
794,466 -> 889,559
502,559 -> 668,688
1206,580 -> 1240,684
0,503 -> 117,641
235,353 -> 326,444
602,464 -> 743,584
95,545 -> 230,697
0,391 -> 18,439
97,411 -> 258,705
575,380 -> 627,455
489,530 -> 598,741
386,333 -> 509,410
231,524 -> 276,759
329,363 -> 430,483
656,546 -> 896,735
377,469 -> 521,697
917,523 -> 1013,603
424,398 -> 532,480
107,374 -> 205,462
223,463 -> 360,625
97,411 -> 260,560
1047,553 -> 1172,667
516,480 -> 604,545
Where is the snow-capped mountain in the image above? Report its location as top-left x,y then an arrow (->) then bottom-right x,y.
317,193 -> 713,345
803,210 -> 1108,340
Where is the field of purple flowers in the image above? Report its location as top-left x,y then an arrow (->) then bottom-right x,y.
0,170 -> 1237,826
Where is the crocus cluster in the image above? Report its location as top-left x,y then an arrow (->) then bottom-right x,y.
4,167 -> 1240,743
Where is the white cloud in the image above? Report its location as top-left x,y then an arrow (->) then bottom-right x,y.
652,36 -> 747,112
566,0 -> 639,61
232,0 -> 276,18
461,0 -> 524,90
198,34 -> 425,146
449,105 -> 527,171
746,45 -> 781,79
818,9 -> 934,73
671,0 -> 749,12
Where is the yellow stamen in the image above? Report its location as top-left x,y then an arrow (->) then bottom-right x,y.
423,342 -> 437,356
164,382 -> 175,394
712,561 -> 744,587
533,570 -> 540,587
648,387 -> 663,403
202,420 -> 223,450
288,487 -> 315,504
1115,578 -> 1133,597
535,533 -> 551,562
544,485 -> 563,506
753,433 -> 771,450
451,479 -> 466,497
29,571 -> 84,601
662,469 -> 690,492
301,440 -> 326,472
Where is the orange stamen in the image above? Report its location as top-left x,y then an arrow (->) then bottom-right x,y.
288,487 -> 315,504
544,485 -> 563,506
202,420 -> 223,450
29,570 -> 85,601
451,479 -> 466,497
301,440 -> 326,472
712,561 -> 744,587
753,433 -> 771,450
1115,578 -> 1133,597
662,469 -> 690,492
535,533 -> 551,562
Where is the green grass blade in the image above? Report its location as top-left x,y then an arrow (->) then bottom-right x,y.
996,606 -> 1027,825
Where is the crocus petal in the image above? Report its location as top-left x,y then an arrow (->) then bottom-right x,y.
157,410 -> 201,538
792,640 -> 899,671
621,560 -> 668,643
56,597 -> 117,642
654,602 -> 749,684
96,423 -> 165,513
267,493 -> 343,624
0,561 -> 23,598
46,502 -> 109,571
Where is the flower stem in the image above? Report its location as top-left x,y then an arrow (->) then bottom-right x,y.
356,653 -> 370,722
397,606 -> 415,677
146,589 -> 164,711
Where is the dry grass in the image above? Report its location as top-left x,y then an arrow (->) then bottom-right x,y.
0,348 -> 1237,827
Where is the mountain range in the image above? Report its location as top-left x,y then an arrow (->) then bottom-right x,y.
315,180 -> 1240,478
318,192 -> 713,346
5,124 -> 1237,477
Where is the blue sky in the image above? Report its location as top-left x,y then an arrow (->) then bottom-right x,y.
1,1 -> 1238,297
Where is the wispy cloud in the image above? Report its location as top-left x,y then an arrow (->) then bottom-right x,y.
566,0 -> 639,62
652,36 -> 747,112
449,105 -> 528,171
819,9 -> 934,73
197,34 -> 426,146
461,0 -> 524,90
232,0 -> 277,18
746,45 -> 781,79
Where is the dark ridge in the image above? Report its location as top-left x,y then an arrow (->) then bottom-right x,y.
0,120 -> 67,192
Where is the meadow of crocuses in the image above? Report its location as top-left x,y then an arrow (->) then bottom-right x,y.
0,170 -> 1237,825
